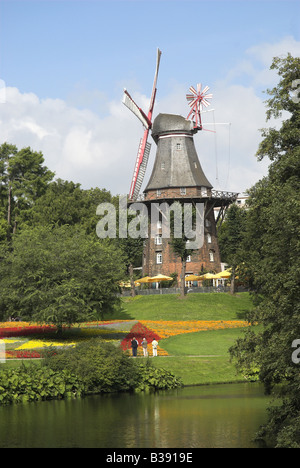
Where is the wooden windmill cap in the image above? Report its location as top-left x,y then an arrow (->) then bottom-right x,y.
151,114 -> 196,143
144,113 -> 213,192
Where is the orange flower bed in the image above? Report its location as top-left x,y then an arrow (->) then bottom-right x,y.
140,320 -> 251,340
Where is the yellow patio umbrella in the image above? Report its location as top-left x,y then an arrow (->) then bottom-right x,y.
119,281 -> 131,288
198,273 -> 218,280
134,276 -> 152,285
214,270 -> 232,278
185,274 -> 202,281
148,274 -> 173,282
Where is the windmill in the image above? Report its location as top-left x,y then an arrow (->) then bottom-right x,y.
186,83 -> 213,130
123,48 -> 162,201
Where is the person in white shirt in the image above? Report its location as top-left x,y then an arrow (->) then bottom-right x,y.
152,339 -> 158,357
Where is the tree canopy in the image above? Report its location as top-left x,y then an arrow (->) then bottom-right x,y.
230,54 -> 300,448
0,143 -> 54,241
0,224 -> 125,326
0,143 -> 130,325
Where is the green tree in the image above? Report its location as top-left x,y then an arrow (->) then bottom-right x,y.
0,143 -> 54,240
0,225 -> 126,326
29,178 -> 114,234
230,54 -> 300,448
218,203 -> 247,293
117,235 -> 143,297
169,202 -> 194,298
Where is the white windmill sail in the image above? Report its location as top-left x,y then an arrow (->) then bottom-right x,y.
124,48 -> 162,200
123,90 -> 151,129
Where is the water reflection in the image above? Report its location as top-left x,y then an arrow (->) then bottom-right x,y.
0,383 -> 269,448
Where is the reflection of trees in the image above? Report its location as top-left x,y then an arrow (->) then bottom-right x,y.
0,386 -> 268,447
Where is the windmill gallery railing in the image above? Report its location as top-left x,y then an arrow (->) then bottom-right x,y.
128,190 -> 238,229
132,190 -> 239,203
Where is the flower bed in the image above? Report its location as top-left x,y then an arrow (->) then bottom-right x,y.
120,321 -> 168,356
6,350 -> 42,359
0,319 -> 252,359
140,320 -> 251,339
0,322 -> 57,338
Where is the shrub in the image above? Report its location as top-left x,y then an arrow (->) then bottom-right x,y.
0,364 -> 84,405
44,339 -> 139,394
134,361 -> 183,392
44,339 -> 183,394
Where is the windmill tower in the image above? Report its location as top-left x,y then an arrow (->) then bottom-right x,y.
123,51 -> 238,280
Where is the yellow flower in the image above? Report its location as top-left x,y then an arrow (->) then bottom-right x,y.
16,340 -> 76,350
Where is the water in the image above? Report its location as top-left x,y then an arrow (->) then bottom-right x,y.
0,383 -> 269,448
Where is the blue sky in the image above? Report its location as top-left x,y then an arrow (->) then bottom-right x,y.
0,0 -> 300,194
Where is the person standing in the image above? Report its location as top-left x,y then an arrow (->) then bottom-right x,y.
152,339 -> 158,357
141,338 -> 148,357
131,337 -> 138,357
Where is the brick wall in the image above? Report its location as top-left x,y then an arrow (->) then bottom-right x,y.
142,196 -> 221,278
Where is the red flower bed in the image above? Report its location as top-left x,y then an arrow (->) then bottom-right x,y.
121,322 -> 161,352
6,350 -> 42,359
0,325 -> 57,338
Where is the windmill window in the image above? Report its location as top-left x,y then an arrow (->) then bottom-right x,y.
180,187 -> 186,195
157,189 -> 161,197
186,255 -> 191,262
161,162 -> 165,169
155,234 -> 162,245
176,143 -> 181,150
209,250 -> 214,262
156,252 -> 162,264
194,162 -> 197,168
207,233 -> 212,244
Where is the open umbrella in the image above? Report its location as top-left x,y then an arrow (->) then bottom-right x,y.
148,274 -> 173,282
185,274 -> 202,281
147,274 -> 173,293
134,276 -> 152,285
119,281 -> 131,288
198,273 -> 218,280
214,270 -> 231,279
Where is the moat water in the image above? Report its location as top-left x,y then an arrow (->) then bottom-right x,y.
0,382 -> 269,448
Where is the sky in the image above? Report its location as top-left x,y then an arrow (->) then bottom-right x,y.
0,0 -> 299,196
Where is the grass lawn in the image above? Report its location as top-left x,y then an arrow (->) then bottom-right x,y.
146,326 -> 254,385
150,356 -> 245,386
116,291 -> 253,321
161,327 -> 250,356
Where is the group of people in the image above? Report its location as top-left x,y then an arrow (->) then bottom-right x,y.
130,337 -> 158,357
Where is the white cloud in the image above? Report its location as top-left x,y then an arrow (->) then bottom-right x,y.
0,36 -> 298,196
0,86 -> 144,194
246,35 -> 300,66
222,36 -> 300,88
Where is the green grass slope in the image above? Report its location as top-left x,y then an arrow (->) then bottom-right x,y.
116,292 -> 256,385
117,292 -> 253,321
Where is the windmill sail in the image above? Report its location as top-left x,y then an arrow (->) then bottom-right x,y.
123,90 -> 151,129
124,48 -> 162,201
130,139 -> 151,200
